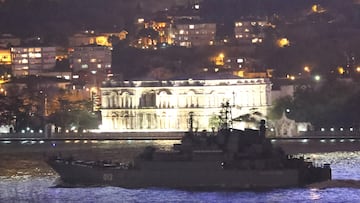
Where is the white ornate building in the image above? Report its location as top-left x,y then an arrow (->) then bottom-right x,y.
100,76 -> 271,132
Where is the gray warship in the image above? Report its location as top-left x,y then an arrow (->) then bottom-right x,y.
46,103 -> 331,190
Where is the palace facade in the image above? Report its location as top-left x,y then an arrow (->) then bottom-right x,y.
100,76 -> 271,132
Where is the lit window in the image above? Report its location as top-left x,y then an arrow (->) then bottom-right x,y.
252,38 -> 259,43
90,58 -> 96,63
189,25 -> 195,29
137,18 -> 144,23
180,42 -> 191,47
35,48 -> 41,52
237,58 -> 244,63
245,29 -> 250,32
21,54 -> 28,57
81,64 -> 88,69
29,53 -> 41,58
77,59 -> 81,63
21,59 -> 28,64
179,30 -> 184,35
97,64 -> 102,68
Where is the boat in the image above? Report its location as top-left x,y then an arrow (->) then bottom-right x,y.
46,102 -> 331,190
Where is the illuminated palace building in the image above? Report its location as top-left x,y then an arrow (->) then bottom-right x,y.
100,76 -> 271,132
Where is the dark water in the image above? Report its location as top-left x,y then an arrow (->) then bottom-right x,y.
1,140 -> 360,202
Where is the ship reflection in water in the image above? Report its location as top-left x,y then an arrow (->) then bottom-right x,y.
1,151 -> 360,202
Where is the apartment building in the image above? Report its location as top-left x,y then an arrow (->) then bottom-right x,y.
174,22 -> 216,47
11,47 -> 56,76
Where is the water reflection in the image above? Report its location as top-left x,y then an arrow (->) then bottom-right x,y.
309,188 -> 321,200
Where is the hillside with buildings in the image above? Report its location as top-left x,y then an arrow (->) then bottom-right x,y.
0,0 -> 359,136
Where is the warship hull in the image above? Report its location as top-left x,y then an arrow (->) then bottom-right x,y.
47,159 -> 331,190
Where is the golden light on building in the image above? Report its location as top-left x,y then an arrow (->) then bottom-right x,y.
155,22 -> 166,29
234,70 -> 245,77
0,49 -> 11,64
337,66 -> 345,75
356,66 -> 360,73
96,36 -> 111,46
311,4 -> 326,13
312,4 -> 319,13
215,53 -> 225,66
277,38 -> 290,47
304,66 -> 311,72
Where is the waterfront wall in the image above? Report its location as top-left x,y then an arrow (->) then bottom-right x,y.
0,132 -> 185,140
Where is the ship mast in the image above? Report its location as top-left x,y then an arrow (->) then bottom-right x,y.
219,101 -> 232,130
188,111 -> 194,133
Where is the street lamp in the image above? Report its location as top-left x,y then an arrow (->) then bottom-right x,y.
356,66 -> 360,73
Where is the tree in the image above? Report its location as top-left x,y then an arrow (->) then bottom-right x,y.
269,79 -> 360,129
47,90 -> 99,132
268,96 -> 293,120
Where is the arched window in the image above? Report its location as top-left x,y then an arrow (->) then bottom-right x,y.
187,90 -> 196,108
140,90 -> 156,107
159,90 -> 172,108
121,92 -> 131,108
109,91 -> 119,108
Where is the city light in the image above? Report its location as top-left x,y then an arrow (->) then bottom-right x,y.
215,53 -> 225,66
277,38 -> 290,47
337,66 -> 345,75
356,66 -> 360,73
286,74 -> 296,80
314,75 -> 321,81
